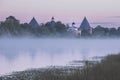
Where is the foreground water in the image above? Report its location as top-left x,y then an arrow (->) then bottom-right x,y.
0,38 -> 120,75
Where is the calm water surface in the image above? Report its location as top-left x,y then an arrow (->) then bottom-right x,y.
0,38 -> 120,75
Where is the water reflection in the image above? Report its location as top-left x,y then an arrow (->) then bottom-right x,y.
0,38 -> 120,75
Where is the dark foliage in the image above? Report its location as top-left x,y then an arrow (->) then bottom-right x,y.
0,16 -> 68,37
0,16 -> 120,37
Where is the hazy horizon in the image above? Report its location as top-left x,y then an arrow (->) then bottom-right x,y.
0,16 -> 120,28
0,0 -> 120,27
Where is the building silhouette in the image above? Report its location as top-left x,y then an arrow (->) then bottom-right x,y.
78,17 -> 92,36
29,17 -> 39,27
50,17 -> 56,27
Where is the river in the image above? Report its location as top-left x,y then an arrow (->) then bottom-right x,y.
0,38 -> 120,75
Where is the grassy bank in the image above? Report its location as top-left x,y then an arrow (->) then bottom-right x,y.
1,53 -> 120,80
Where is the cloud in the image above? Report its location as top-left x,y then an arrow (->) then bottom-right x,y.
90,22 -> 120,28
109,16 -> 120,18
91,22 -> 116,25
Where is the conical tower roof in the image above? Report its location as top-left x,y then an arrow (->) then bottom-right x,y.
29,17 -> 39,27
79,17 -> 91,30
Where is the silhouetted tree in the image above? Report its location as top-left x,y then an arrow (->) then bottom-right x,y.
19,23 -> 31,35
45,22 -> 56,33
0,16 -> 20,35
93,25 -> 105,36
117,27 -> 120,36
55,21 -> 67,33
109,28 -> 117,36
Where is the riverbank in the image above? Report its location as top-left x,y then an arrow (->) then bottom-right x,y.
1,53 -> 120,80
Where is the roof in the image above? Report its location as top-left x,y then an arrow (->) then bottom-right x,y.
29,17 -> 39,27
79,17 -> 91,30
50,17 -> 55,27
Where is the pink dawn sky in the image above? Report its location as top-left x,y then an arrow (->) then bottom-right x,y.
0,0 -> 120,27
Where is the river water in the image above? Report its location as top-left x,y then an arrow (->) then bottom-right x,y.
0,38 -> 120,75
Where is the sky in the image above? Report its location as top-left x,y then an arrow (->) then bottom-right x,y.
0,0 -> 120,27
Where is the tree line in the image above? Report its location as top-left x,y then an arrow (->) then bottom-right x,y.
0,16 -> 120,37
0,16 -> 67,37
92,25 -> 120,37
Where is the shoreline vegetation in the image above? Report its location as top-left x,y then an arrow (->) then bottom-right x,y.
0,16 -> 120,38
1,53 -> 120,80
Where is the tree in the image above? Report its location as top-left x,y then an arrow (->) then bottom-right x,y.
117,27 -> 120,36
109,28 -> 117,36
93,25 -> 106,36
0,23 -> 2,35
20,23 -> 31,35
1,16 -> 20,35
55,21 -> 67,34
45,22 -> 56,33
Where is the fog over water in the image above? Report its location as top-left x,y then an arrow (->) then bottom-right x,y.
0,38 -> 120,75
